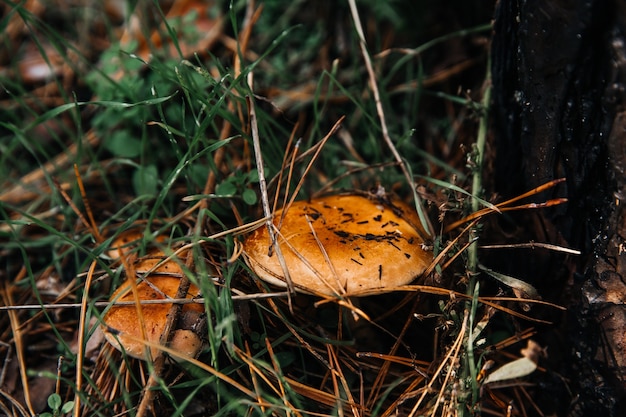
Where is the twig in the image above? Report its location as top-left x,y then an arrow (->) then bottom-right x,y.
272,126 -> 299,220
73,260 -> 97,417
0,291 -> 290,311
74,164 -> 103,243
479,242 -> 581,255
284,117 -> 344,211
347,0 -> 433,237
2,282 -> 35,416
247,72 -> 296,310
445,178 -> 567,233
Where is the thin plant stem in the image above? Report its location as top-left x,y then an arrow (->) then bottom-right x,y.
467,280 -> 481,409
463,53 -> 492,417
467,55 -> 492,277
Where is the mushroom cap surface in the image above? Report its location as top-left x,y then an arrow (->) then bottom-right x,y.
243,194 -> 432,296
102,260 -> 203,360
106,229 -> 166,260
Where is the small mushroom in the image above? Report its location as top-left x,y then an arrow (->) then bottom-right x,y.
102,252 -> 204,361
106,229 -> 166,260
243,194 -> 432,296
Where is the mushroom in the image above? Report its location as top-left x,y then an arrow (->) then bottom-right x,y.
106,229 -> 166,260
243,194 -> 432,296
101,250 -> 204,361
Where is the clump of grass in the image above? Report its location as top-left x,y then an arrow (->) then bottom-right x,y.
0,1 -> 570,416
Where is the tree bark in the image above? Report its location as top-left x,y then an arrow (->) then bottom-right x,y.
491,0 -> 626,415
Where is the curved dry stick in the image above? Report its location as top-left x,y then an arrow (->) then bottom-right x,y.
73,260 -> 98,417
347,0 -> 434,237
248,78 -> 295,303
2,279 -> 35,416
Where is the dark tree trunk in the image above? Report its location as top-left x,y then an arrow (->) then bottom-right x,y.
491,0 -> 626,415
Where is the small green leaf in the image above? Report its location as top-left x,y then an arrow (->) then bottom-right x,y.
247,169 -> 259,183
104,131 -> 142,158
133,165 -> 159,196
47,393 -> 61,410
242,188 -> 257,205
61,400 -> 75,414
216,181 -> 236,196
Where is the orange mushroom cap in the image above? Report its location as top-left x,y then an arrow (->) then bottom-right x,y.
243,194 -> 432,296
102,252 -> 203,361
